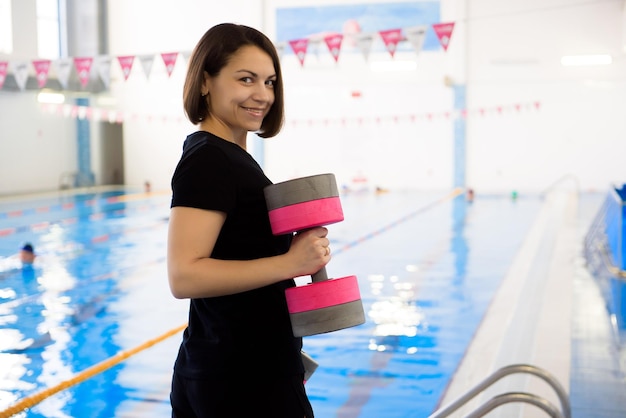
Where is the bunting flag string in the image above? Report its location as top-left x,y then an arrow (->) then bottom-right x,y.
0,21 -> 456,92
38,101 -> 541,127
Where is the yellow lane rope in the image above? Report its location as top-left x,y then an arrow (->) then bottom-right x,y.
0,323 -> 187,418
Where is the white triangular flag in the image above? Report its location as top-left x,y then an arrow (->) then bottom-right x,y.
405,25 -> 428,56
12,61 -> 29,90
275,42 -> 287,61
138,54 -> 155,79
354,32 -> 374,61
54,58 -> 73,89
95,55 -> 112,88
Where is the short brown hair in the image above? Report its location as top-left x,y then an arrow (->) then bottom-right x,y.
183,23 -> 284,138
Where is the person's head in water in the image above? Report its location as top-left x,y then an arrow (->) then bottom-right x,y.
20,243 -> 36,264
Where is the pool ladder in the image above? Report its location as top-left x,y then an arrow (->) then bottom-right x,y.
428,364 -> 571,418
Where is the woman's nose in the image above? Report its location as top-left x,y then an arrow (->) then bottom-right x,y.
252,84 -> 272,102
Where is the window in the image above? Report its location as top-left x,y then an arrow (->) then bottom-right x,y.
0,0 -> 11,54
37,0 -> 62,58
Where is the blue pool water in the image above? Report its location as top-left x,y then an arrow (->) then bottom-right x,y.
0,188 -> 544,417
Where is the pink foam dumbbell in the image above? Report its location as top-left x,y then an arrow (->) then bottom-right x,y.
264,173 -> 365,337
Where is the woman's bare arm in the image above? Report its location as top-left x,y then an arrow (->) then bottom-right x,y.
167,206 -> 330,299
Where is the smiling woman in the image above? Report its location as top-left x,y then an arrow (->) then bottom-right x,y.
198,45 -> 277,144
169,23 -> 323,418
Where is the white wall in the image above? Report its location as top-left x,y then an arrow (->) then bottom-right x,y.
0,92 -> 76,194
0,0 -> 75,196
1,0 -> 625,195
464,0 -> 626,193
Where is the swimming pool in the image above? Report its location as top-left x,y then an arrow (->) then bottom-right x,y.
0,187 -> 545,417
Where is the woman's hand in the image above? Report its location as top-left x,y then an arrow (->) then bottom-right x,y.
287,227 -> 331,277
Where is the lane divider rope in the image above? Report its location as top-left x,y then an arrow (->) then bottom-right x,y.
335,188 -> 464,255
0,323 -> 187,418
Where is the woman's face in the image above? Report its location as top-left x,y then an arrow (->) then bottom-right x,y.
202,45 -> 276,142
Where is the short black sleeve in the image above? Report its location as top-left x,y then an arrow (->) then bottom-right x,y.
171,136 -> 236,212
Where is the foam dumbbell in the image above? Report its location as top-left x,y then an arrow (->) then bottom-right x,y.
264,173 -> 366,337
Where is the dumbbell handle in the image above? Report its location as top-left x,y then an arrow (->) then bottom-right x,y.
312,266 -> 329,283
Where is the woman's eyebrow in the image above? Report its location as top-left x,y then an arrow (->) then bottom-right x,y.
235,69 -> 276,79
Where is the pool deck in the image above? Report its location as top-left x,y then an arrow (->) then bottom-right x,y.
437,189 -> 626,418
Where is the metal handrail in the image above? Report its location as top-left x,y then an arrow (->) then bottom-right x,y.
466,392 -> 564,418
594,241 -> 626,280
539,173 -> 580,197
429,364 -> 571,418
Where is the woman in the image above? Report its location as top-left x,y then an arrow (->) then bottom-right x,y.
167,23 -> 328,417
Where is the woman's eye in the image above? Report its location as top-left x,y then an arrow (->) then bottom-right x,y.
266,79 -> 275,88
241,77 -> 253,83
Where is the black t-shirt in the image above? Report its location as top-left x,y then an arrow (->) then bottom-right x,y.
170,131 -> 303,379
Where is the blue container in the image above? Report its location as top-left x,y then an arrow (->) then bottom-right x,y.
603,185 -> 626,331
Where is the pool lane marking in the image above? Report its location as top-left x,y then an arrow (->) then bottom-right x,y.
334,188 -> 464,256
0,323 -> 187,418
0,191 -> 169,223
0,203 -> 168,242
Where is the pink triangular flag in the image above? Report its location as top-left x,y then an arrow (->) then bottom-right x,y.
379,28 -> 403,58
73,57 -> 93,88
432,22 -> 455,51
161,52 -> 178,77
32,59 -> 52,88
117,55 -> 135,81
0,61 -> 9,89
324,34 -> 344,63
289,39 -> 309,66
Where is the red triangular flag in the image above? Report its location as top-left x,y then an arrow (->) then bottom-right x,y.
378,28 -> 403,58
161,52 -> 178,77
289,39 -> 309,66
0,61 -> 7,89
74,57 -> 93,88
117,55 -> 135,81
32,59 -> 51,88
324,34 -> 343,62
432,22 -> 455,51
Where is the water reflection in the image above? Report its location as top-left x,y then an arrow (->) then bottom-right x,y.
0,191 -> 136,417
